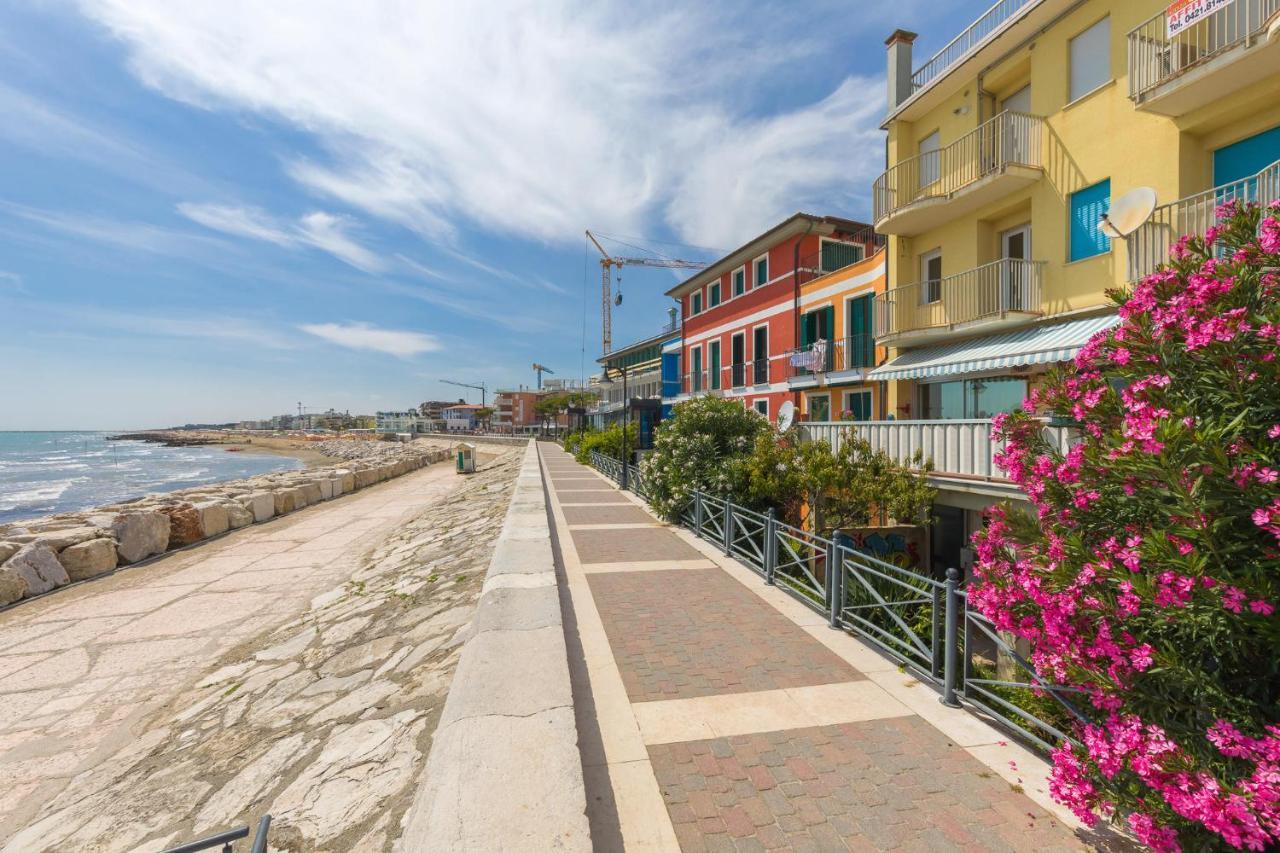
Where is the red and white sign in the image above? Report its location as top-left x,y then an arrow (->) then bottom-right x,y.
1166,0 -> 1231,36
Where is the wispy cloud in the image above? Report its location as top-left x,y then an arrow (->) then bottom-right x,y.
78,1 -> 896,248
299,321 -> 440,357
177,202 -> 384,272
0,271 -> 24,292
2,202 -> 226,256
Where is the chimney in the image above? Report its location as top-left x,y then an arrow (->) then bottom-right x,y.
666,307 -> 677,330
885,29 -> 918,114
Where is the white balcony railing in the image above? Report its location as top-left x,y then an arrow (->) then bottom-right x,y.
873,112 -> 1043,225
798,419 -> 1077,482
910,0 -> 1038,95
1128,0 -> 1280,103
1128,158 -> 1280,281
874,258 -> 1044,340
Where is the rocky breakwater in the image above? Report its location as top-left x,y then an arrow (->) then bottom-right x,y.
0,440 -> 453,607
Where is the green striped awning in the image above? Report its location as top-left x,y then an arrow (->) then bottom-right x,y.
868,314 -> 1120,381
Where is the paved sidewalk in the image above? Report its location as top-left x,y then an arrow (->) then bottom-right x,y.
542,444 -> 1109,852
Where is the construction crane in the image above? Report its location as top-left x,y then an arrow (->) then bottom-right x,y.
531,363 -> 554,390
586,230 -> 705,354
440,379 -> 487,407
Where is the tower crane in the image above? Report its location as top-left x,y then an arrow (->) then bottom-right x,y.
586,230 -> 705,354
531,363 -> 554,390
440,379 -> 487,407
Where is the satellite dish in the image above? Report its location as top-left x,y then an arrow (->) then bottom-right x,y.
1098,187 -> 1157,239
777,400 -> 795,431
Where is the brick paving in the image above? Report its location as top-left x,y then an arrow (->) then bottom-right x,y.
572,526 -> 706,564
562,504 -> 657,525
649,717 -> 1083,853
588,568 -> 861,701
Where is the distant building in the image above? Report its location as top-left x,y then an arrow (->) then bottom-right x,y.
594,323 -> 678,448
442,403 -> 486,432
375,410 -> 421,433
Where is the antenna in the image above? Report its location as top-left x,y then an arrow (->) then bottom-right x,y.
1099,187 -> 1158,239
777,400 -> 795,431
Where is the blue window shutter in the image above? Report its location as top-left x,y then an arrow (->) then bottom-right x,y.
1213,125 -> 1280,186
1070,179 -> 1111,262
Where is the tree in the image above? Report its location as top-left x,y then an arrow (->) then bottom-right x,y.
971,201 -> 1280,851
474,407 -> 495,431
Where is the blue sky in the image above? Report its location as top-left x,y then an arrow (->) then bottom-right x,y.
0,1 -> 987,430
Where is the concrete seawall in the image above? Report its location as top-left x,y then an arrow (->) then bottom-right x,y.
401,441 -> 590,851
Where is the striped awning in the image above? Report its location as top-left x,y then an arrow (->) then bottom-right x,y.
868,314 -> 1120,381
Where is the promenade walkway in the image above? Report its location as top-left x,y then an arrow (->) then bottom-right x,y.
541,443 -> 1103,852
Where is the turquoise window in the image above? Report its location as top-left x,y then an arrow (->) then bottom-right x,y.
1070,179 -> 1111,262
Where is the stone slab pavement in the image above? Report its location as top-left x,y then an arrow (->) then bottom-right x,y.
540,444 -> 1127,852
0,449 -> 518,850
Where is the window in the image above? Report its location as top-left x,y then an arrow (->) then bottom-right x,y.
753,326 -> 769,384
921,250 -> 943,303
921,376 -> 1028,419
709,340 -> 721,390
753,399 -> 768,416
732,268 -> 745,297
819,240 -> 865,273
846,295 -> 875,368
1069,17 -> 1110,102
1070,179 -> 1111,261
843,390 -> 873,421
709,282 -> 721,307
730,333 -> 746,388
808,394 -> 830,422
1001,84 -> 1031,114
918,130 -> 941,186
691,292 -> 702,315
691,347 -> 703,392
755,256 -> 768,287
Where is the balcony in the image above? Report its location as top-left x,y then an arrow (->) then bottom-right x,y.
1128,0 -> 1280,116
910,0 -> 1039,96
1128,158 -> 1280,281
799,418 -> 1077,487
875,258 -> 1044,347
873,112 -> 1044,236
786,335 -> 878,387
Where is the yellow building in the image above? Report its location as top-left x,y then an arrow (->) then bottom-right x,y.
788,246 -> 888,423
859,0 -> 1280,575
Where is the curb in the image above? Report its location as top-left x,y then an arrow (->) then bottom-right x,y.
400,442 -> 590,851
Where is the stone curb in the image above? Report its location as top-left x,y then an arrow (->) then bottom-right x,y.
401,441 -> 590,852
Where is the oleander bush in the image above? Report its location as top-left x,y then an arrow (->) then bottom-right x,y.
571,422 -> 637,465
971,202 -> 1280,851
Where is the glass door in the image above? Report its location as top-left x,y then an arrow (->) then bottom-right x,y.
1000,225 -> 1031,312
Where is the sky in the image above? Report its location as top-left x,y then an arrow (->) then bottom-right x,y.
0,1 -> 989,430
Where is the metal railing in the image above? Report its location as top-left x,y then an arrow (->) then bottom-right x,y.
796,232 -> 886,280
910,0 -> 1037,95
798,419 -> 1077,482
787,335 -> 877,380
583,450 -> 1085,752
873,111 -> 1044,225
874,258 -> 1044,339
1128,158 -> 1280,281
1128,0 -> 1280,102
589,450 -> 624,483
161,816 -> 272,853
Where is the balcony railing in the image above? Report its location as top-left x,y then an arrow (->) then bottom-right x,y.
910,0 -> 1037,95
798,418 -> 1077,482
875,258 -> 1044,341
786,335 -> 878,380
873,112 -> 1044,226
796,232 -> 886,281
1128,158 -> 1280,281
1128,0 -> 1280,103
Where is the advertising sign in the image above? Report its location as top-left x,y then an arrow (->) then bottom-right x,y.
1166,0 -> 1232,36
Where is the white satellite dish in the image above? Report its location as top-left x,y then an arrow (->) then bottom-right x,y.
1098,187 -> 1157,239
777,400 -> 795,431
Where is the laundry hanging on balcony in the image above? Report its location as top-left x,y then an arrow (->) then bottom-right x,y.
867,314 -> 1121,381
789,338 -> 828,371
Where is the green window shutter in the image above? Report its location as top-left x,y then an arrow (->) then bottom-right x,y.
821,306 -> 835,340
800,312 -> 815,348
755,258 -> 768,286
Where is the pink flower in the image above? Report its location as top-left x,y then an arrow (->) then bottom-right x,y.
1222,586 -> 1247,614
1249,600 -> 1275,616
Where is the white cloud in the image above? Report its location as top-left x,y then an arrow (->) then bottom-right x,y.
177,202 -> 294,246
299,321 -> 440,357
296,212 -> 384,273
78,2 -> 891,249
177,202 -> 384,272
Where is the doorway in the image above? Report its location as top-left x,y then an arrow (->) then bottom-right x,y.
1000,224 -> 1031,312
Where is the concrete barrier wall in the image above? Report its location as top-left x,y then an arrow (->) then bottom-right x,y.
401,441 -> 590,851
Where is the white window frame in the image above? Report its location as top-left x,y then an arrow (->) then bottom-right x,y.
918,129 -> 941,186
920,249 -> 943,305
808,393 -> 831,423
753,254 -> 769,288
708,280 -> 722,308
753,398 -> 769,417
690,291 -> 703,316
1068,16 -> 1111,104
843,389 -> 873,421
751,322 -> 770,386
731,266 -> 746,299
730,331 -> 746,388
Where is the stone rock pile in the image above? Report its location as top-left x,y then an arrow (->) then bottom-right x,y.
0,441 -> 453,607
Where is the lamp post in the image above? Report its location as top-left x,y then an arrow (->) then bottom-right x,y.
598,366 -> 629,491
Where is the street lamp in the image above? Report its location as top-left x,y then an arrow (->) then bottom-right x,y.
598,366 -> 629,491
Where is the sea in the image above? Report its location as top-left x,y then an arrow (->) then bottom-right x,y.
0,431 -> 305,525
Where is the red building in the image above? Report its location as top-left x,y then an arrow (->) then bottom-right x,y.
666,213 -> 879,422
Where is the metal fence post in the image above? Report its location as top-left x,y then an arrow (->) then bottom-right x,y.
764,508 -> 776,585
826,541 -> 841,629
940,567 -> 962,708
931,584 -> 944,680
723,499 -> 733,555
693,492 -> 704,537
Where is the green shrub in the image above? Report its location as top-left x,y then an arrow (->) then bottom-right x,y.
572,422 -> 637,465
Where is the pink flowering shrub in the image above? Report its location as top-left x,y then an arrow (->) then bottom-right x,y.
971,202 -> 1280,851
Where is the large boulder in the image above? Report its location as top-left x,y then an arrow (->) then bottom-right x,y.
194,502 -> 229,538
317,479 -> 334,500
240,492 -> 275,523
298,482 -> 323,506
0,568 -> 26,605
30,527 -> 104,552
58,538 -> 118,581
273,489 -> 298,516
0,542 -> 20,564
160,503 -> 204,548
339,472 -> 355,493
3,543 -> 70,595
109,511 -> 170,564
224,501 -> 253,530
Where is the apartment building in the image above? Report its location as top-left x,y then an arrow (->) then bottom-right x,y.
849,0 -> 1280,576
594,327 -> 678,448
667,213 -> 882,421
492,389 -> 543,432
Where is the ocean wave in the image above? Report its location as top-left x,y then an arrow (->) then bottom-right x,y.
0,479 -> 80,511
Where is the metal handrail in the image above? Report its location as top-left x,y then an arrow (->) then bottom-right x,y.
787,334 -> 878,378
874,258 -> 1044,338
873,111 -> 1044,224
1128,158 -> 1280,281
1128,0 -> 1280,101
910,0 -> 1037,94
161,816 -> 271,853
